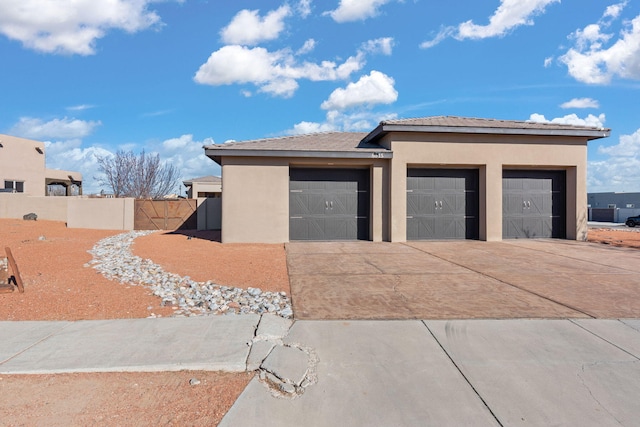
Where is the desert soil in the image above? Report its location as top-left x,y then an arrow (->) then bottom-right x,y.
586,227 -> 640,249
0,219 -> 289,426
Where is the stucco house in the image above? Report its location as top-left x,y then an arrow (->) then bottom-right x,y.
204,116 -> 610,243
183,175 -> 222,198
0,134 -> 82,196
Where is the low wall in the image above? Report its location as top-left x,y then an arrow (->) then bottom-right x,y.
67,198 -> 135,230
0,194 -> 220,231
0,194 -> 68,221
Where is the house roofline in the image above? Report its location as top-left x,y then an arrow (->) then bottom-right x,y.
362,123 -> 611,144
205,149 -> 393,165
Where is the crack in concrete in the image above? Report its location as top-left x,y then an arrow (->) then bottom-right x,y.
391,275 -> 409,302
244,314 -> 319,399
577,362 -> 624,425
254,339 -> 319,399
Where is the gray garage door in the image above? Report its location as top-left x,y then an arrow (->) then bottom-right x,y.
503,170 -> 566,239
407,169 -> 479,240
290,168 -> 369,240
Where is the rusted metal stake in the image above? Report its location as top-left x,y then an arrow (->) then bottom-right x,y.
5,247 -> 24,293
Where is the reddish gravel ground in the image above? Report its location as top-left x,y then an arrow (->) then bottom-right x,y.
0,371 -> 254,427
587,227 -> 640,249
0,219 -> 289,426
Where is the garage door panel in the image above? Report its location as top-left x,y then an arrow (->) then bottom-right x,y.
503,170 -> 566,239
290,193 -> 327,216
290,168 -> 369,241
407,169 -> 479,240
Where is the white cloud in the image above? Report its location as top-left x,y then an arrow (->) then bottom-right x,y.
361,37 -> 394,55
421,0 -> 559,48
220,6 -> 291,45
327,0 -> 393,23
604,1 -> 628,20
560,98 -> 600,109
289,121 -> 338,134
589,128 -> 640,192
559,9 -> 640,84
528,112 -> 606,128
298,0 -> 312,18
297,39 -> 316,55
194,44 -> 371,97
0,0 -> 171,55
159,135 -> 218,184
321,70 -> 398,110
457,0 -> 559,39
599,128 -> 640,157
287,110 -> 398,134
9,117 -> 101,139
66,104 -> 95,112
544,56 -> 553,67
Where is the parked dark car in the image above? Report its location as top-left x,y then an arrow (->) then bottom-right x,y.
625,215 -> 640,227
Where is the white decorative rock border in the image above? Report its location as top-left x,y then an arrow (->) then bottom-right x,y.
85,231 -> 293,319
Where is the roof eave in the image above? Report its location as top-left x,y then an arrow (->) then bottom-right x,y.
204,149 -> 393,161
363,124 -> 611,142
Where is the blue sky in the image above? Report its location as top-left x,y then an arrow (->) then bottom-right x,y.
1,0 -> 638,194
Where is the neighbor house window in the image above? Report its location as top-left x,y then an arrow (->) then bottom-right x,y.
4,180 -> 24,193
608,204 -> 617,208
627,204 -> 635,208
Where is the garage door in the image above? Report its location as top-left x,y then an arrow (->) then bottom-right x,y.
290,168 -> 369,240
407,169 -> 479,240
503,170 -> 566,239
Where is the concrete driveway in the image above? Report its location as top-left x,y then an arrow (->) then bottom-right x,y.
286,240 -> 640,320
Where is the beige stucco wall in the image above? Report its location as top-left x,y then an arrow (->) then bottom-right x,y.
221,157 -> 290,243
67,198 -> 135,230
0,134 -> 47,196
220,156 -> 389,243
0,194 -> 69,221
379,132 -> 589,242
188,181 -> 222,198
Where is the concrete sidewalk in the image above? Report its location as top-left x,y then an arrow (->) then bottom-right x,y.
222,318 -> 640,427
3,316 -> 640,426
0,315 -> 268,374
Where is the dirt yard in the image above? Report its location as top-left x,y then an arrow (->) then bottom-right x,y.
0,219 -> 289,426
587,227 -> 640,249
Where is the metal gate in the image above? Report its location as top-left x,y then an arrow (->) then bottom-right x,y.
134,199 -> 198,230
289,168 -> 369,240
406,169 -> 479,240
502,170 -> 566,239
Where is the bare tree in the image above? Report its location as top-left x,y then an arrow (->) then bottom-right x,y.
96,150 -> 180,199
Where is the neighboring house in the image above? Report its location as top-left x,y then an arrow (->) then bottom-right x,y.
0,134 -> 82,196
204,116 -> 610,243
183,175 -> 222,198
587,192 -> 640,223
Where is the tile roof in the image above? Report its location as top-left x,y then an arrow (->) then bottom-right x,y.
204,116 -> 610,162
380,115 -> 609,132
205,132 -> 376,152
183,175 -> 221,183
